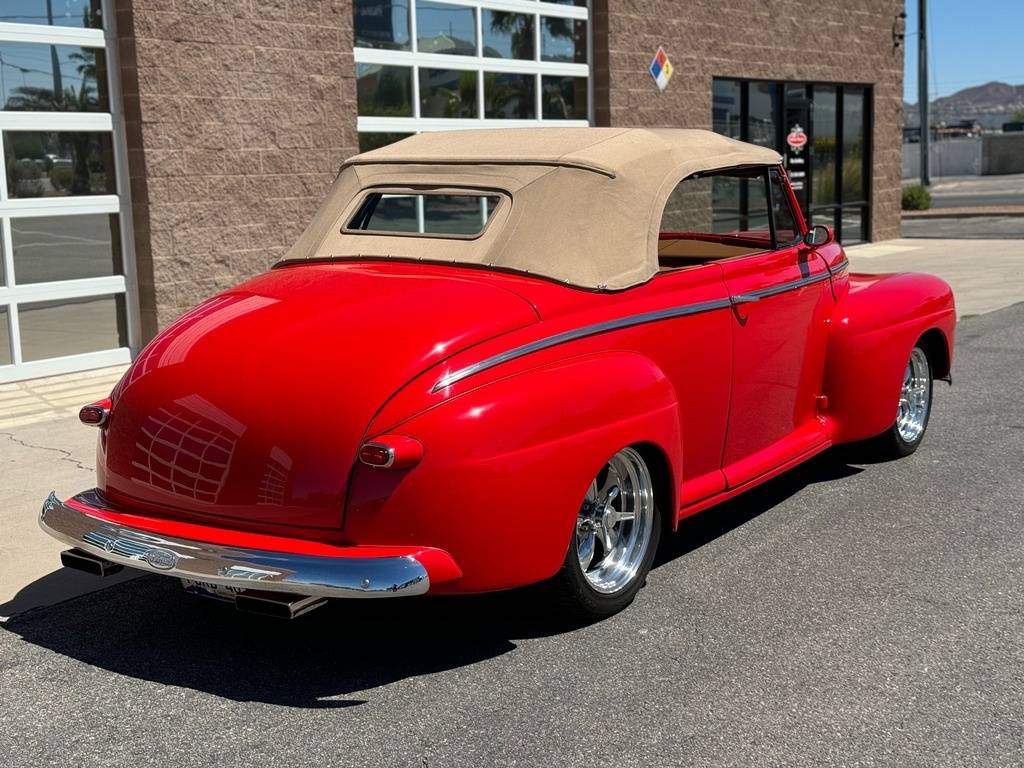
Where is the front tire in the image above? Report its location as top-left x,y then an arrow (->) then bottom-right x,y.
544,446 -> 661,621
865,343 -> 934,460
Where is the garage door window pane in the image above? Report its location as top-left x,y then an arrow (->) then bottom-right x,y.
4,131 -> 116,198
420,68 -> 478,118
353,0 -> 411,51
417,1 -> 476,56
18,294 -> 127,362
0,43 -> 108,112
356,64 -> 413,117
0,308 -> 10,365
482,11 -> 534,60
2,0 -> 101,28
542,76 -> 586,120
12,214 -> 122,285
541,17 -> 586,63
484,73 -> 535,119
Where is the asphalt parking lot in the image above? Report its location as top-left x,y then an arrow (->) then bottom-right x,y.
2,303 -> 1023,767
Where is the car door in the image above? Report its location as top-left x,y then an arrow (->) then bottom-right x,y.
718,167 -> 833,487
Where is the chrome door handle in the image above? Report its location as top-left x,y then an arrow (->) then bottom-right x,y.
731,293 -> 761,305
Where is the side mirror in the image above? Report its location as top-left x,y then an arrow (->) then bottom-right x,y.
804,225 -> 832,247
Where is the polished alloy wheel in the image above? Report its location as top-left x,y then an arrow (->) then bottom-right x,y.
896,347 -> 931,443
575,447 -> 654,594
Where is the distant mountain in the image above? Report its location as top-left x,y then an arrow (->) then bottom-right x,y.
905,81 -> 1024,129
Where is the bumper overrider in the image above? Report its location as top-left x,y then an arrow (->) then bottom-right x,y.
40,490 -> 460,598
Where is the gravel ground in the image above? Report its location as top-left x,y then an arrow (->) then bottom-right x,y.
2,303 -> 1022,767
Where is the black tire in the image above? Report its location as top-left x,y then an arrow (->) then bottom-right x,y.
862,342 -> 934,460
542,447 -> 662,622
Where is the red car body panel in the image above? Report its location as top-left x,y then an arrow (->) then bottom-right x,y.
53,163 -> 955,597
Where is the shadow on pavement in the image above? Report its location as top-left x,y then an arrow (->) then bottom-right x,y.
2,452 -> 863,708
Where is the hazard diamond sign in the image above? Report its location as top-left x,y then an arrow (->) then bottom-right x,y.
649,46 -> 673,91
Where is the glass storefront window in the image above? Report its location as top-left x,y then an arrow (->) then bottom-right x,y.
542,76 -> 586,120
417,1 -> 476,56
420,69 -> 477,118
811,85 -> 837,206
484,72 -> 535,119
3,131 -> 116,198
840,207 -> 865,245
843,87 -> 866,202
0,308 -> 10,365
358,132 -> 413,152
482,11 -> 534,60
712,79 -> 741,139
748,82 -> 778,148
712,78 -> 871,244
18,294 -> 127,362
356,64 -> 413,117
0,43 -> 107,112
541,18 -> 586,63
0,0 -> 101,28
353,0 -> 411,51
12,214 -> 122,285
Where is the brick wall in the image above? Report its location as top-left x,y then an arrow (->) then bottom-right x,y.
591,0 -> 905,242
114,0 -> 357,340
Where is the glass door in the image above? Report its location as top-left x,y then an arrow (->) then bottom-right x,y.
0,0 -> 136,382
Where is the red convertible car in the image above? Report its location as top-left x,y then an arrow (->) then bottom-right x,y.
41,128 -> 955,620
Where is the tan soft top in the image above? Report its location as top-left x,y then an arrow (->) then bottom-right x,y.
282,128 -> 781,290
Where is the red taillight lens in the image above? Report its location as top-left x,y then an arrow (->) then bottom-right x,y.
79,398 -> 111,427
358,435 -> 423,469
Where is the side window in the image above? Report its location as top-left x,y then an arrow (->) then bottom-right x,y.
769,168 -> 802,247
657,167 -> 776,271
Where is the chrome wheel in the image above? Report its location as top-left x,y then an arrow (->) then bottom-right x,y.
575,447 -> 655,594
896,347 -> 931,443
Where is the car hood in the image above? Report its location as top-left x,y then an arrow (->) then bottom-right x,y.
99,262 -> 539,530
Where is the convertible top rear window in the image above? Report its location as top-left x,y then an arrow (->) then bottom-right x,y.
347,192 -> 501,238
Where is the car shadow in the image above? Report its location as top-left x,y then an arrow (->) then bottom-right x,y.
2,452 -> 863,708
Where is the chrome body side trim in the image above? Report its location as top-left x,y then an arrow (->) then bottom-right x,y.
40,491 -> 429,598
432,255 -> 850,393
432,297 -> 734,391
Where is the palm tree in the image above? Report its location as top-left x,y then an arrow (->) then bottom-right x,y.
5,47 -> 103,195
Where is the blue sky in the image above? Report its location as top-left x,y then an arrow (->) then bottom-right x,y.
904,0 -> 1024,103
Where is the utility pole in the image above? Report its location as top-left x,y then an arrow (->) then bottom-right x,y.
918,0 -> 929,185
46,0 -> 63,98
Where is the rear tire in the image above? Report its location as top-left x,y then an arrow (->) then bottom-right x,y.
543,447 -> 661,622
862,343 -> 933,460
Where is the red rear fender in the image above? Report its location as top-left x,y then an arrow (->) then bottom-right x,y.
344,350 -> 681,592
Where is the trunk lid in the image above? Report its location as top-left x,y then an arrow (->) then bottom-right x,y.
100,262 -> 538,529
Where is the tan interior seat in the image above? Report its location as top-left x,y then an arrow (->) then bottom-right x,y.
657,237 -> 762,270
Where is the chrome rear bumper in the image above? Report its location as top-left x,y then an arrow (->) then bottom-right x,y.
40,491 -> 429,598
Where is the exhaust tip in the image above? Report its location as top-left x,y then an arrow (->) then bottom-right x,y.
235,590 -> 327,620
61,548 -> 124,577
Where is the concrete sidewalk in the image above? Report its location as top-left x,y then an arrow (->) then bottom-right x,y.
1,237 -> 1022,618
846,238 -> 1023,317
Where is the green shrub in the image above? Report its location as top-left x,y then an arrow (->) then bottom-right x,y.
902,184 -> 931,211
49,165 -> 73,191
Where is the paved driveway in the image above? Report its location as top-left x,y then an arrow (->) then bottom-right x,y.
2,304 -> 1022,766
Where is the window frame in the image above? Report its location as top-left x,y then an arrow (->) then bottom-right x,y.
0,2 -> 139,383
354,0 -> 592,142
